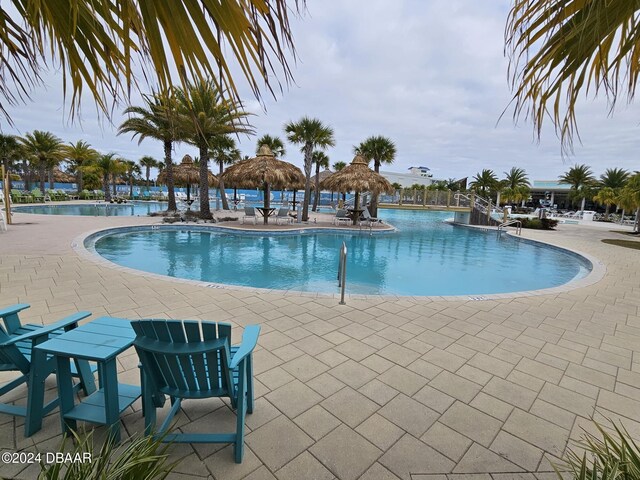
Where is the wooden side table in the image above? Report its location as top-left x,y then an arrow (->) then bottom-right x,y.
34,317 -> 140,442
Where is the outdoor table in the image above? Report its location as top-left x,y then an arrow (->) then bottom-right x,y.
347,208 -> 363,225
33,317 -> 140,442
256,207 -> 276,217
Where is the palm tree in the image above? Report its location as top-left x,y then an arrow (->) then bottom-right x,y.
500,167 -> 530,206
0,134 -> 21,189
616,173 -> 640,232
64,141 -> 98,193
19,131 -> 64,193
176,81 -> 253,217
593,187 -> 618,216
119,91 -> 181,211
354,136 -> 397,217
333,161 -> 346,172
123,160 -> 141,198
506,2 -> 640,152
139,156 -> 159,191
85,153 -> 122,202
469,169 -> 498,197
0,1 -> 303,126
284,117 -> 335,222
311,151 -> 329,211
210,135 -> 242,210
599,168 -> 629,190
559,164 -> 596,210
256,134 -> 286,157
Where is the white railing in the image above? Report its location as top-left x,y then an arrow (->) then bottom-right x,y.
497,219 -> 522,236
337,241 -> 347,305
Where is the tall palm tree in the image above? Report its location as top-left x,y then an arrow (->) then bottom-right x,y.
0,1 -> 303,126
0,134 -> 21,189
139,156 -> 159,191
64,140 -> 98,193
256,134 -> 286,157
593,187 -> 618,216
284,117 -> 335,222
599,168 -> 629,190
354,136 -> 397,216
176,81 -> 253,217
616,173 -> 640,232
501,167 -> 530,206
123,160 -> 141,198
333,161 -> 346,172
84,153 -> 122,202
469,169 -> 498,197
210,135 -> 241,210
119,91 -> 181,211
559,164 -> 596,209
506,2 -> 640,152
311,151 -> 329,211
19,131 -> 64,193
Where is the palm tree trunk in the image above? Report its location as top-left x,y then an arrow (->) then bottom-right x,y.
199,143 -> 212,219
2,158 -> 10,190
218,160 -> 229,210
103,174 -> 111,202
77,168 -> 83,193
146,167 -> 150,191
24,160 -> 31,191
129,177 -> 134,198
604,204 -> 610,216
112,174 -> 117,197
48,166 -> 54,189
164,141 -> 177,211
370,160 -> 381,217
302,144 -> 313,222
39,160 -> 46,193
312,161 -> 321,211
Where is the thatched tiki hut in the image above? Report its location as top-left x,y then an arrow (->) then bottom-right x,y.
320,155 -> 394,225
221,145 -> 305,224
158,154 -> 218,207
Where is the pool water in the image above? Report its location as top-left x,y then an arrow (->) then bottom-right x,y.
15,201 -> 167,216
91,209 -> 591,296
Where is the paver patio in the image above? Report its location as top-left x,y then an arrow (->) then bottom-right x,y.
0,208 -> 639,480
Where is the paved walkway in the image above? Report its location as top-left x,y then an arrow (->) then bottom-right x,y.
0,209 -> 639,480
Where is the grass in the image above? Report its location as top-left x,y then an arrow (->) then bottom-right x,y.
602,239 -> 640,250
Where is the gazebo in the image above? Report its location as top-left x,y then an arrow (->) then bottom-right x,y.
221,145 -> 305,224
158,155 -> 218,208
320,155 -> 394,225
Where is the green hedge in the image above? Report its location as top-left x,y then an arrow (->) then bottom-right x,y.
519,218 -> 559,230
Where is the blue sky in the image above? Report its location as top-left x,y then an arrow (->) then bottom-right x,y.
2,0 -> 639,181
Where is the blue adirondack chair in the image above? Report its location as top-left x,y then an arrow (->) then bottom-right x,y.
132,320 -> 260,463
0,304 -> 97,436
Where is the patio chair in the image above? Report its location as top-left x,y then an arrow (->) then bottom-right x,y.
360,207 -> 382,226
242,206 -> 257,225
275,207 -> 294,225
30,189 -> 46,203
332,209 -> 352,225
132,319 -> 260,463
0,304 -> 97,436
11,190 -> 29,203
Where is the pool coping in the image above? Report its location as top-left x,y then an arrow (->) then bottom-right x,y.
72,223 -> 606,302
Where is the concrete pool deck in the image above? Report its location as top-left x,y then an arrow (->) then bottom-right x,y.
0,208 -> 639,480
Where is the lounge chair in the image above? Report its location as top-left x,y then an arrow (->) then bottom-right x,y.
11,190 -> 30,203
132,319 -> 260,463
0,208 -> 7,232
0,304 -> 97,436
242,206 -> 257,224
275,207 -> 294,225
361,207 -> 382,226
30,189 -> 46,203
332,209 -> 352,225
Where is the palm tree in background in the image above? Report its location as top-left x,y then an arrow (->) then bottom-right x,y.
506,2 -> 640,152
176,81 -> 253,217
0,1 -> 303,126
501,167 -> 530,206
284,117 -> 335,222
311,151 -> 329,211
210,135 -> 242,210
256,134 -> 286,157
559,164 -> 596,210
19,131 -> 64,193
599,168 -> 629,190
139,156 -> 159,191
593,187 -> 618,216
0,134 -> 21,189
354,136 -> 396,217
64,140 -> 99,193
119,91 -> 181,211
84,153 -> 122,202
332,161 -> 346,172
616,173 -> 640,232
469,169 -> 498,197
123,160 -> 141,198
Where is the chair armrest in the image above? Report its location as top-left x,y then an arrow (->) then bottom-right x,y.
0,303 -> 30,318
0,312 -> 91,347
230,325 -> 261,369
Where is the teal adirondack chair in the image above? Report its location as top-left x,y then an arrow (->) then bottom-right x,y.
132,320 -> 260,463
0,304 -> 97,436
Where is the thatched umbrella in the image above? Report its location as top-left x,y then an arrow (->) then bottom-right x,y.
221,145 -> 305,224
320,155 -> 394,225
158,154 -> 218,207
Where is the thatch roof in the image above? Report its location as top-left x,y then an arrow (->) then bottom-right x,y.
320,155 -> 394,194
53,168 -> 76,183
157,154 -> 218,187
310,169 -> 334,187
221,145 -> 304,190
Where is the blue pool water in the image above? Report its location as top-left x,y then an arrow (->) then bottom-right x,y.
90,209 -> 591,296
14,201 -> 167,216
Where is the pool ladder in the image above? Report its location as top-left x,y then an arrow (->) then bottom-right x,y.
497,219 -> 522,237
337,241 -> 347,305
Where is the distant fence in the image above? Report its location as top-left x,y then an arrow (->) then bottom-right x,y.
379,190 -> 469,208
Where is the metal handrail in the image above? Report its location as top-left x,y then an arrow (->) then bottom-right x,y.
497,219 -> 522,236
337,241 -> 347,304
454,192 -> 502,214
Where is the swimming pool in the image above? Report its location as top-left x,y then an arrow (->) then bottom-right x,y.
14,201 -> 167,216
88,209 -> 592,296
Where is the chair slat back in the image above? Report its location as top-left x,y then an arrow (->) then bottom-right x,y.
277,207 -> 288,217
244,207 -> 255,216
0,329 -> 30,373
132,320 -> 234,397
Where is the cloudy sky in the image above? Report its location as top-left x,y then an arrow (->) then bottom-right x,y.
2,0 -> 639,182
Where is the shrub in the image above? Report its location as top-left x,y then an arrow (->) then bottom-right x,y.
519,217 -> 558,230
